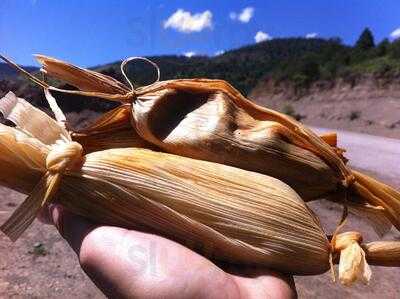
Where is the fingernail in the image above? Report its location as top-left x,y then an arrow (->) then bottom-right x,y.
50,204 -> 64,236
37,203 -> 55,225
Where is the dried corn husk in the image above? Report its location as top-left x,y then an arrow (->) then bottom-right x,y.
0,100 -> 331,274
31,54 -> 351,188
9,54 -> 398,235
0,99 -> 399,286
71,103 -> 157,152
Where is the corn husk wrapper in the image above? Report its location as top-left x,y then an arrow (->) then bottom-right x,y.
1,97 -> 400,286
18,54 -> 400,236
2,97 -> 400,286
0,97 -> 330,274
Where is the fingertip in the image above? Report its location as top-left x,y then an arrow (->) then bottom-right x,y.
37,204 -> 53,225
49,204 -> 63,232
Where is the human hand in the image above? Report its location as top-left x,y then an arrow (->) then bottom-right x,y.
40,205 -> 297,299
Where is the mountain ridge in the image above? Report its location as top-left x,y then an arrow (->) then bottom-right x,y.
0,63 -> 39,80
1,35 -> 399,115
0,37 -> 342,112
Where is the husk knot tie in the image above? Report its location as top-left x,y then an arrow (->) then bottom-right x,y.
333,231 -> 371,286
46,142 -> 83,174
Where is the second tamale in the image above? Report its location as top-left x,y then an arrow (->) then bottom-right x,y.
23,54 -> 400,234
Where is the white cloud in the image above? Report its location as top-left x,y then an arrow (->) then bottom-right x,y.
390,27 -> 400,40
254,31 -> 272,43
214,50 -> 225,56
239,7 -> 254,23
306,32 -> 318,39
184,51 -> 196,58
163,9 -> 213,33
229,7 -> 254,23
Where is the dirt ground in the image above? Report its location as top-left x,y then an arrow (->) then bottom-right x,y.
1,82 -> 400,297
0,189 -> 104,298
250,78 -> 400,139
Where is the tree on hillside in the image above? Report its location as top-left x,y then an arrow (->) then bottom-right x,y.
376,38 -> 390,56
299,55 -> 320,80
389,38 -> 400,59
355,28 -> 375,50
289,53 -> 321,88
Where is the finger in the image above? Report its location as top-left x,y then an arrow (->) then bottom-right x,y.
232,273 -> 297,299
72,226 -> 242,299
221,263 -> 295,287
75,226 -> 296,299
37,203 -> 53,224
49,206 -> 240,298
50,205 -> 296,299
217,262 -> 296,298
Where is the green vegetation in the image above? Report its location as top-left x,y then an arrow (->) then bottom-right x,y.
355,28 -> 375,50
101,28 -> 394,96
389,38 -> 400,59
28,242 -> 48,256
93,30 -> 400,106
1,27 -> 399,113
96,38 -> 340,96
271,29 -> 400,89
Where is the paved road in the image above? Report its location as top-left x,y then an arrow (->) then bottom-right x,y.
313,127 -> 400,186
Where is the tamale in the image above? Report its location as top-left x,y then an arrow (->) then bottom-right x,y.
9,54 -> 399,235
0,99 -> 399,286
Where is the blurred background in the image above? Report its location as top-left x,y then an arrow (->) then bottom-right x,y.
1,1 -> 399,298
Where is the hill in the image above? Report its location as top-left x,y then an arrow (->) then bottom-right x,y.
0,32 -> 399,116
96,38 -> 345,95
0,37 -> 350,113
0,63 -> 39,80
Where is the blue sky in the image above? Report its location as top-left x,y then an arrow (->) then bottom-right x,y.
1,0 -> 400,67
